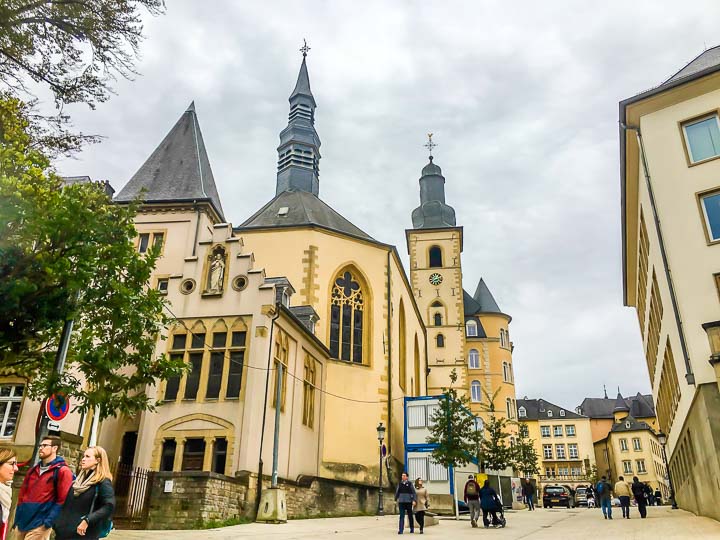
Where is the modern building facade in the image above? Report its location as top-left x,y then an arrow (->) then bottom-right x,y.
620,46 -> 720,520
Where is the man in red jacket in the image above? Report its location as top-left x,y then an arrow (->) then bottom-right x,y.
14,436 -> 73,540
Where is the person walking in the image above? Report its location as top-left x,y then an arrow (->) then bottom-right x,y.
53,446 -> 115,540
654,488 -> 662,506
631,476 -> 647,519
394,472 -> 416,535
0,448 -> 19,540
463,474 -> 481,527
14,436 -> 74,540
479,480 -> 500,529
596,476 -> 613,520
522,480 -> 535,511
614,476 -> 632,519
413,478 -> 429,534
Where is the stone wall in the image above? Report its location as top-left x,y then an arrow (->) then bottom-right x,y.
145,470 -> 399,529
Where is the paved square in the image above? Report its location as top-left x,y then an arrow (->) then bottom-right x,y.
112,506 -> 720,539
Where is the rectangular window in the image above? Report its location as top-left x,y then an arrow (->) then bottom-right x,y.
172,334 -> 187,350
191,332 -> 206,349
152,232 -> 164,251
632,438 -> 642,451
553,425 -> 563,437
568,443 -> 578,459
183,353 -> 202,400
565,425 -> 576,437
212,438 -> 227,475
231,331 -> 246,348
271,335 -> 289,411
160,439 -> 176,472
637,211 -> 650,335
181,438 -> 206,471
426,404 -> 440,427
212,332 -> 227,349
683,114 -> 720,163
408,456 -> 428,482
555,444 -> 566,459
407,405 -> 426,428
657,339 -> 681,434
646,271 -> 663,378
543,444 -> 553,459
620,438 -> 629,452
571,467 -> 582,476
623,460 -> 633,474
206,352 -> 224,399
0,384 -> 24,437
700,190 -> 720,242
156,278 -> 169,294
519,424 -> 529,437
636,459 -> 647,473
427,458 -> 448,481
138,233 -> 150,253
541,426 -> 551,438
226,351 -> 244,399
164,354 -> 183,401
558,467 -> 569,476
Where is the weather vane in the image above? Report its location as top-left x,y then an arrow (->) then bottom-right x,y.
424,133 -> 437,159
300,39 -> 311,57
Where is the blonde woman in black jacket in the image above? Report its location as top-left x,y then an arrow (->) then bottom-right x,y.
54,447 -> 115,539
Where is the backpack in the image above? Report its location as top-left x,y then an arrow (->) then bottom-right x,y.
466,481 -> 478,496
596,481 -> 604,494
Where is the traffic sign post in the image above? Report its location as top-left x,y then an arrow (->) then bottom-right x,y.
45,393 -> 70,422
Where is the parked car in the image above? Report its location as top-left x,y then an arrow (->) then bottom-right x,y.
574,486 -> 588,507
543,485 -> 571,508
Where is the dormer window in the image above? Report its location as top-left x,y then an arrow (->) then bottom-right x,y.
547,410 -> 553,418
625,421 -> 631,429
466,320 -> 478,337
559,410 -> 566,417
518,406 -> 526,418
282,289 -> 291,307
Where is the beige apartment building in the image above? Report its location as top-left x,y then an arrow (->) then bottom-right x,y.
620,46 -> 720,520
516,398 -> 595,492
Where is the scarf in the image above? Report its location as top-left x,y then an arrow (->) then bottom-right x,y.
72,469 -> 97,496
0,482 -> 11,525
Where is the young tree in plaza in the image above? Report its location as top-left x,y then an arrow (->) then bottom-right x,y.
0,96 -> 184,436
513,424 -> 540,478
427,369 -> 482,517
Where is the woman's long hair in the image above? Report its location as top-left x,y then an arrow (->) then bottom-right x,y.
86,446 -> 113,483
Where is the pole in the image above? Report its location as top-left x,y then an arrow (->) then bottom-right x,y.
661,444 -> 678,509
271,362 -> 283,488
31,315 -> 75,465
377,442 -> 384,515
88,405 -> 100,446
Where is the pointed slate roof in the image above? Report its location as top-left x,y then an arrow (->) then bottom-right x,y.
290,56 -> 316,106
473,278 -> 502,313
115,102 -> 224,221
577,393 -> 655,419
613,392 -> 630,413
610,415 -> 653,433
516,398 -> 586,420
662,45 -> 720,87
238,189 -> 374,241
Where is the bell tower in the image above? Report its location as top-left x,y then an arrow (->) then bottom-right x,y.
406,135 -> 465,395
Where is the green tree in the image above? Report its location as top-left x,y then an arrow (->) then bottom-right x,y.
513,424 -> 540,477
0,95 -> 184,426
0,0 -> 164,154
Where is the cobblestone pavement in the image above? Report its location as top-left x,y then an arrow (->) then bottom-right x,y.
112,506 -> 720,539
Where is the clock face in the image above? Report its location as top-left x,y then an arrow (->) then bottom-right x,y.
429,273 -> 443,286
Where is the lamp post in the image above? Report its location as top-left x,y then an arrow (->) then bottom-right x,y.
657,431 -> 678,509
377,422 -> 386,516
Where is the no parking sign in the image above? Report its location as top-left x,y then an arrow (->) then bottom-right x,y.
45,393 -> 70,422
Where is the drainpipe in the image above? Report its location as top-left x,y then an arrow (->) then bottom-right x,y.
621,124 -> 695,385
192,201 -> 201,257
256,302 -> 281,516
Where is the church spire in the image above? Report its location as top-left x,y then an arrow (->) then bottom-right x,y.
411,134 -> 456,229
276,40 -> 321,197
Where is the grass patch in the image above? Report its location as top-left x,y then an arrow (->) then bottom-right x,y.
195,516 -> 254,529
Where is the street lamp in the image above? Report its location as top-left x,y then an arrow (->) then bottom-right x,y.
702,322 -> 720,387
377,422 -> 386,516
656,431 -> 678,509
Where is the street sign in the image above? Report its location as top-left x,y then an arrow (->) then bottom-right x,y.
48,421 -> 61,431
45,393 -> 70,422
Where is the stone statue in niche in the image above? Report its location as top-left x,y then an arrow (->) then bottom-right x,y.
206,248 -> 226,294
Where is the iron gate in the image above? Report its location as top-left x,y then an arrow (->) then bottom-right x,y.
112,464 -> 154,529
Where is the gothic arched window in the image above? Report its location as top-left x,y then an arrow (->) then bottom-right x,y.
436,334 -> 445,348
433,313 -> 443,326
429,246 -> 443,268
330,270 -> 365,363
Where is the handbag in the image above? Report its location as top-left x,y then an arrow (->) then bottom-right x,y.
89,484 -> 114,538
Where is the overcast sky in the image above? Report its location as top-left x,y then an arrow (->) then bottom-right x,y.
53,1 -> 720,411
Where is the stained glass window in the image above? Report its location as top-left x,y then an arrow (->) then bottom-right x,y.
330,270 -> 365,363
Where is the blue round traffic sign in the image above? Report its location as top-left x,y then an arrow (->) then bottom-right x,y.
45,393 -> 70,421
